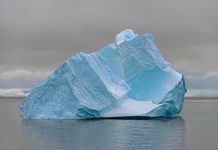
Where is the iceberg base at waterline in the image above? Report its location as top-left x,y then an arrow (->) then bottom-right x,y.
20,29 -> 187,119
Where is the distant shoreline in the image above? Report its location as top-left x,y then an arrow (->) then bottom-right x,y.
185,97 -> 218,100
0,96 -> 26,98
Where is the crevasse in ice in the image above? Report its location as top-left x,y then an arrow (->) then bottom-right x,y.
20,29 -> 187,119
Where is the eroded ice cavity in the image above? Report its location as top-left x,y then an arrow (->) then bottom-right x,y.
20,29 -> 187,119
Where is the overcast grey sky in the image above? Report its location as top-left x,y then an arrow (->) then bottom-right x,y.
0,0 -> 218,96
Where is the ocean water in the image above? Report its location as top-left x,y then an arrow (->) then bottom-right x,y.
0,98 -> 218,150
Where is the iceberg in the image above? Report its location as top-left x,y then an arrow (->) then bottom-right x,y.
20,29 -> 187,119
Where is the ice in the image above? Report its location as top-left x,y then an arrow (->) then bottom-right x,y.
20,29 -> 187,119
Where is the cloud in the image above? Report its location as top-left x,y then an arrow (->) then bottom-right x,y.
0,88 -> 30,97
0,69 -> 51,88
185,71 -> 218,90
0,69 -> 50,80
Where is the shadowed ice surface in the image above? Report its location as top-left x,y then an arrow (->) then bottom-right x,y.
1,98 -> 218,150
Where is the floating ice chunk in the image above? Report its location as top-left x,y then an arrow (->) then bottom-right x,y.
20,29 -> 187,119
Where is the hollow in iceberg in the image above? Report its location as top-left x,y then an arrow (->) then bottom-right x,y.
20,29 -> 187,119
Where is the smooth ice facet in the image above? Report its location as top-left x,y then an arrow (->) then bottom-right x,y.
20,29 -> 187,119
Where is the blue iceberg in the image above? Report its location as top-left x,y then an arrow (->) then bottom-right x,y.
20,29 -> 187,119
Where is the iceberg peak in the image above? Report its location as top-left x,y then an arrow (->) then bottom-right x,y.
20,29 -> 187,119
115,29 -> 137,44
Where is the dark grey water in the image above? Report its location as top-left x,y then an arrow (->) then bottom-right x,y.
0,98 -> 218,150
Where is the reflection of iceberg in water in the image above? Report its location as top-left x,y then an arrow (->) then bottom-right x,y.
21,117 -> 185,150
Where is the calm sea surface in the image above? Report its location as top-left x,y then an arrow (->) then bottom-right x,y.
0,97 -> 218,150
